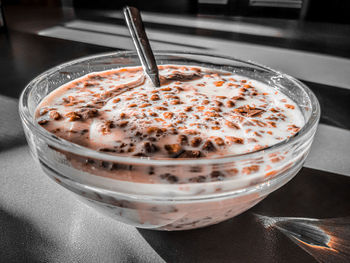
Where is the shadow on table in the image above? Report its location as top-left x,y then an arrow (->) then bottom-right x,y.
0,207 -> 55,263
138,212 -> 314,263
0,96 -> 27,152
138,168 -> 350,263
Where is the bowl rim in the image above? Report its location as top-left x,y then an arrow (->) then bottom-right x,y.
19,50 -> 321,166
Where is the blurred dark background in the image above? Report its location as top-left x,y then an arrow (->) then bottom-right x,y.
2,0 -> 350,24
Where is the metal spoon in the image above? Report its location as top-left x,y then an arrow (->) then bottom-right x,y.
123,6 -> 160,87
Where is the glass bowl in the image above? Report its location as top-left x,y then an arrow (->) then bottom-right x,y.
19,51 -> 320,231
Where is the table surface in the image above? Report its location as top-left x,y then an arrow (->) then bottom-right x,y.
1,5 -> 350,263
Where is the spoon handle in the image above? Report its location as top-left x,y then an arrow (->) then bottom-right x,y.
123,6 -> 160,87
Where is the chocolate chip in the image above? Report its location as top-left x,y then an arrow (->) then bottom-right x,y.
160,173 -> 179,184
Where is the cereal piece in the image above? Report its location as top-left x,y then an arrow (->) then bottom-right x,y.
226,136 -> 244,144
190,137 -> 202,147
77,108 -> 98,120
177,150 -> 203,158
140,103 -> 152,108
247,109 -> 265,117
267,121 -> 277,128
208,107 -> 221,112
38,119 -> 49,125
285,104 -> 295,109
170,100 -> 181,105
210,171 -> 225,181
155,106 -> 168,111
178,135 -> 188,145
231,96 -> 245,100
150,94 -> 160,101
226,100 -> 235,108
184,130 -> 200,135
163,112 -> 174,119
65,112 -> 81,121
204,111 -> 220,117
119,120 -> 129,127
101,120 -> 114,134
288,125 -> 300,133
225,121 -> 240,129
214,137 -> 225,146
202,140 -> 216,152
161,87 -> 172,91
214,100 -> 223,107
149,112 -> 158,117
189,176 -> 207,183
39,108 -> 49,116
143,141 -> 159,153
164,144 -> 182,155
49,110 -> 61,120
214,81 -> 224,87
184,106 -> 192,112
242,165 -> 259,175
160,173 -> 179,183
